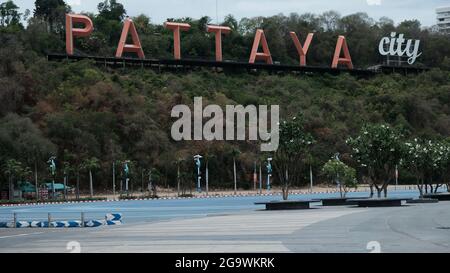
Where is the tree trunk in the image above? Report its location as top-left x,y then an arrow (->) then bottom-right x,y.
177,165 -> 180,197
89,170 -> 93,198
233,157 -> 237,195
76,171 -> 80,200
417,177 -> 424,198
282,184 -> 289,200
8,175 -> 13,201
141,169 -> 144,193
206,161 -> 209,196
338,178 -> 344,198
417,184 -> 423,198
35,161 -> 39,201
112,162 -> 116,199
369,184 -> 374,198
63,174 -> 67,201
282,169 -> 289,200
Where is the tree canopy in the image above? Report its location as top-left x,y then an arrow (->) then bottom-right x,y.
0,0 -> 449,194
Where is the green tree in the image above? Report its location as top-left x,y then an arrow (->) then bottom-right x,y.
81,157 -> 100,198
34,0 -> 69,32
402,138 -> 433,197
347,124 -> 403,198
0,0 -> 22,28
95,0 -> 126,45
429,140 -> 450,193
322,156 -> 357,198
0,114 -> 56,199
274,115 -> 314,200
97,0 -> 126,21
3,159 -> 30,201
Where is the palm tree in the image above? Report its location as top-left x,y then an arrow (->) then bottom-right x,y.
81,157 -> 100,198
3,159 -> 27,201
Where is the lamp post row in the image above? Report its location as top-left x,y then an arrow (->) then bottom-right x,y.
36,155 -> 284,200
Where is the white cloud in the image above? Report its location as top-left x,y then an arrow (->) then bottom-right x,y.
367,0 -> 382,6
67,0 -> 82,7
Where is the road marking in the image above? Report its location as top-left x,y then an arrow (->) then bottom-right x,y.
0,232 -> 45,239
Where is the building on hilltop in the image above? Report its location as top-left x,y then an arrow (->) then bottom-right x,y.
436,6 -> 450,33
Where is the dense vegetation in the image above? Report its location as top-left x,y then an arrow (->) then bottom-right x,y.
0,0 -> 449,195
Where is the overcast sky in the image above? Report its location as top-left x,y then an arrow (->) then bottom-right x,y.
12,0 -> 449,27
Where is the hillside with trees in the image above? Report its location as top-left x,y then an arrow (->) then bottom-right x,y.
0,0 -> 449,197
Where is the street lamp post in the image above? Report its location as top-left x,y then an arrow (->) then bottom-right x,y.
63,169 -> 67,201
112,161 -> 116,200
123,161 -> 130,196
395,165 -> 399,190
253,161 -> 257,191
335,153 -> 341,194
266,158 -> 272,191
47,156 -> 56,199
194,155 -> 202,193
259,164 -> 262,194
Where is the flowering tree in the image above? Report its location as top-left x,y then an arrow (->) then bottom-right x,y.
322,157 -> 358,198
403,139 -> 450,195
403,138 -> 434,197
346,124 -> 403,198
274,114 -> 314,200
430,140 -> 450,193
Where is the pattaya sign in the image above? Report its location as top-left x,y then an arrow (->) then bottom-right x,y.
378,32 -> 422,65
65,13 -> 354,69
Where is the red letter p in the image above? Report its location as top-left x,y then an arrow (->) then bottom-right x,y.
66,14 -> 93,55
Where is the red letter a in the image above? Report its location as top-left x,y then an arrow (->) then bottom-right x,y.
249,29 -> 273,64
116,18 -> 145,59
331,36 -> 353,69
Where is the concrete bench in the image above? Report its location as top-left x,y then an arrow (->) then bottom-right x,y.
406,198 -> 439,204
352,198 -> 412,207
313,197 -> 370,206
423,193 -> 450,201
255,200 -> 315,210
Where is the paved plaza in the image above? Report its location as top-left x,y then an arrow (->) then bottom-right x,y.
1,200 -> 449,253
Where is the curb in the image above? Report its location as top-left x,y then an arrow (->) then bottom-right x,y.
0,188 -> 414,207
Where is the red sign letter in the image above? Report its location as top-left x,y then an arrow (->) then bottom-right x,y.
207,25 -> 231,62
290,32 -> 314,66
66,14 -> 93,55
249,29 -> 273,64
331,36 -> 353,69
116,18 -> 145,59
164,22 -> 191,60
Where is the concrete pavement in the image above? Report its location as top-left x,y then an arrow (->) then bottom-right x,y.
0,202 -> 449,253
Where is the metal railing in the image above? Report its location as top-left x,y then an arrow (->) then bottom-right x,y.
0,211 -> 113,228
